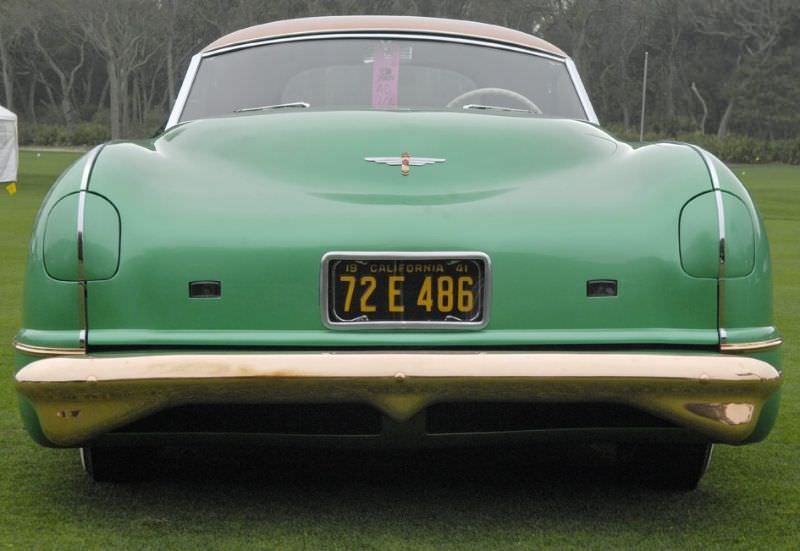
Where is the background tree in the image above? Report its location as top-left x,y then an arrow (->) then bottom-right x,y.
0,0 -> 35,112
76,0 -> 163,138
693,0 -> 797,137
28,1 -> 88,132
0,0 -> 796,143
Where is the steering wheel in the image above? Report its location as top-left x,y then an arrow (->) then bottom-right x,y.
446,87 -> 543,114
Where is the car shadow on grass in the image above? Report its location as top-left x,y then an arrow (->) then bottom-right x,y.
142,443 -> 662,493
24,442 -> 741,548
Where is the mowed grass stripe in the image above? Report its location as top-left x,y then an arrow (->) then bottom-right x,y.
0,152 -> 797,549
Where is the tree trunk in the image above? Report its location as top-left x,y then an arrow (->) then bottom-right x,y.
167,0 -> 177,108
107,59 -> 121,139
166,36 -> 176,108
132,74 -> 142,129
62,97 -> 77,131
31,29 -> 83,131
81,63 -> 94,111
95,77 -> 109,120
665,59 -> 677,119
145,60 -> 162,116
41,78 -> 58,114
0,33 -> 13,111
570,8 -> 592,73
717,98 -> 735,139
120,68 -> 129,137
27,77 -> 36,123
690,82 -> 708,135
621,103 -> 631,132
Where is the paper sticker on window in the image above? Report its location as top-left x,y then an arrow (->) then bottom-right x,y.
371,44 -> 400,108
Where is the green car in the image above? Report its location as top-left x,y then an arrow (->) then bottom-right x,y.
13,16 -> 782,488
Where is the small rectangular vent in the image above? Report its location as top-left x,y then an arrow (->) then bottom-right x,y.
587,279 -> 617,297
189,280 -> 221,298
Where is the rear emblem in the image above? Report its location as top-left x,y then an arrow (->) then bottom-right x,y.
365,153 -> 446,176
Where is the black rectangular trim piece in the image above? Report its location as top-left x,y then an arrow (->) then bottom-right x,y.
189,280 -> 221,298
587,279 -> 617,297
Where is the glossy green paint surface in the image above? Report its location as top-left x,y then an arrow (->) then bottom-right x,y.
711,157 -> 776,339
20,156 -> 87,350
16,111 -> 778,349
720,193 -> 757,278
43,192 -> 120,281
679,191 -> 754,278
13,109 -> 782,447
37,112 -> 736,347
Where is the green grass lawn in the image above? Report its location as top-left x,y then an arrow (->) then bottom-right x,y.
1,152 -> 797,549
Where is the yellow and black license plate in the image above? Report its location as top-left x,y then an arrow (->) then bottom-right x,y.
323,253 -> 489,328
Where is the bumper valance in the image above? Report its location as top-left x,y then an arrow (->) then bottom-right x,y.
15,351 -> 781,446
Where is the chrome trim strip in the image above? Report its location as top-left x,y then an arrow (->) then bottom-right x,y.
205,32 -> 566,61
565,57 -> 599,124
204,24 -> 567,58
690,147 -> 726,264
320,251 -> 492,330
76,145 -> 105,348
462,104 -> 529,113
720,337 -> 783,353
234,101 -> 310,113
18,352 -> 779,383
13,341 -> 86,357
695,148 -> 727,265
166,53 -> 201,129
688,145 -> 727,345
78,314 -> 89,350
166,33 -> 582,129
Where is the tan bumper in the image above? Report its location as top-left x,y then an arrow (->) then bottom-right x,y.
15,352 -> 781,446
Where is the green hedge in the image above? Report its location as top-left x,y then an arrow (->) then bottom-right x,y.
678,133 -> 800,165
20,123 -> 111,147
17,122 -> 800,164
608,127 -> 800,165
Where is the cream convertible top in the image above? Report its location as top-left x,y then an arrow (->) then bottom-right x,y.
203,15 -> 567,57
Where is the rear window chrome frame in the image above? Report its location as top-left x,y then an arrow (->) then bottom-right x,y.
166,32 -> 599,129
320,251 -> 492,330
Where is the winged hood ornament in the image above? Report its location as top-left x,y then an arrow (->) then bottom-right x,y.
365,152 -> 446,176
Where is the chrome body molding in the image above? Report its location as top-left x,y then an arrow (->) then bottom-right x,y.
14,337 -> 779,356
76,144 -> 106,348
565,57 -> 599,124
204,32 -> 566,61
234,101 -> 311,113
15,351 -> 781,446
166,33 -> 599,130
697,147 -> 727,265
688,145 -> 728,345
320,251 -> 492,330
165,53 -> 201,129
720,337 -> 783,353
13,341 -> 86,357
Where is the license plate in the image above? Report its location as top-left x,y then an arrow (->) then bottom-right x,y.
322,252 -> 490,328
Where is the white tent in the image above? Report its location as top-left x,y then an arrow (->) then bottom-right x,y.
0,105 -> 18,185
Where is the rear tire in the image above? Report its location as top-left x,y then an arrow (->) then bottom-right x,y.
617,443 -> 713,491
80,446 -> 153,482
